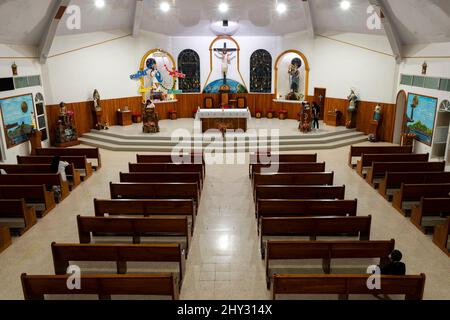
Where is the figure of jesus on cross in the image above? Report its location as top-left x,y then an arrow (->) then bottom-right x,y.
213,42 -> 237,84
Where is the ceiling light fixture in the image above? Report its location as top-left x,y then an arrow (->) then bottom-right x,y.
160,1 -> 171,13
276,3 -> 287,14
340,0 -> 351,11
219,2 -> 229,13
95,0 -> 105,8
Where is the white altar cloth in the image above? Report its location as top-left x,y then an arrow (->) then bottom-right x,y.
195,108 -> 251,119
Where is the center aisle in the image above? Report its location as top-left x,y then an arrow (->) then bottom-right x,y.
181,162 -> 269,299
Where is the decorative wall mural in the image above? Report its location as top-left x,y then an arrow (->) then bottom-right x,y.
178,49 -> 201,93
250,49 -> 272,93
203,79 -> 247,94
0,93 -> 34,148
406,93 -> 438,146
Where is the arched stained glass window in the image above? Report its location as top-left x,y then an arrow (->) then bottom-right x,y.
178,49 -> 201,93
250,49 -> 272,93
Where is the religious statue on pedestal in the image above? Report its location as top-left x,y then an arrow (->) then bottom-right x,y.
369,105 -> 383,142
286,58 -> 303,101
346,88 -> 359,128
92,89 -> 108,130
142,100 -> 160,134
54,102 -> 79,147
299,102 -> 312,133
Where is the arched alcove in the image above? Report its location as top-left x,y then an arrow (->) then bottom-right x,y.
274,50 -> 310,100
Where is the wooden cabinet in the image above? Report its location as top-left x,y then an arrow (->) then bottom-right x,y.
327,110 -> 342,127
117,110 -> 132,126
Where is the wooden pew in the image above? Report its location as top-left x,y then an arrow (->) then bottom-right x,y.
21,273 -> 178,300
272,274 -> 425,300
17,155 -> 94,180
136,153 -> 205,176
411,198 -> 450,233
77,215 -> 191,256
257,199 -> 358,220
0,199 -> 37,235
255,185 -> 345,203
266,240 -> 395,288
260,216 -> 372,259
392,183 -> 450,215
379,171 -> 450,200
0,225 -> 12,254
356,153 -> 429,177
120,172 -> 202,191
109,183 -> 199,214
365,161 -> 445,187
93,199 -> 195,235
249,153 -> 318,177
51,243 -> 185,287
0,174 -> 70,202
129,163 -> 204,182
433,217 -> 450,256
0,164 -> 81,190
0,185 -> 55,217
35,147 -> 102,170
251,162 -> 326,181
348,145 -> 412,168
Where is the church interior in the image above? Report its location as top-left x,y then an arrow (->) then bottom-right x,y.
0,0 -> 449,301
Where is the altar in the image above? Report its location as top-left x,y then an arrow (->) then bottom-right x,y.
196,108 -> 251,133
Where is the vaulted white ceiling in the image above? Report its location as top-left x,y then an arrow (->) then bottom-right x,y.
0,0 -> 449,46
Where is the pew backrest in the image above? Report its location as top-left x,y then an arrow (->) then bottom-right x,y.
17,155 -> 93,178
120,172 -> 202,190
357,153 -> 429,175
254,172 -> 334,187
432,217 -> 450,255
255,185 -> 345,201
252,162 -> 326,177
0,185 -> 55,217
379,171 -> 450,197
411,198 -> 450,232
129,163 -> 204,181
35,148 -> 101,169
0,199 -> 37,234
348,145 -> 412,167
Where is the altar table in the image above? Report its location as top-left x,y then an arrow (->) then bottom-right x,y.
196,109 -> 251,133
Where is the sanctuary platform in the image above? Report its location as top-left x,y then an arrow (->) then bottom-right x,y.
80,118 -> 367,152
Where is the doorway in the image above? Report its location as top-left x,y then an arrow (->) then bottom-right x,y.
314,88 -> 326,120
393,90 -> 407,144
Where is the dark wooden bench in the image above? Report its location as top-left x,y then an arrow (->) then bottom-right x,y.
77,215 -> 191,256
356,153 -> 429,177
365,161 -> 445,186
0,174 -> 70,202
51,243 -> 185,288
0,185 -> 55,217
379,171 -> 450,200
0,164 -> 81,190
109,183 -> 199,215
255,185 -> 345,203
137,153 -> 205,176
266,239 -> 395,288
0,199 -> 37,235
433,217 -> 450,256
36,147 -> 101,170
249,153 -> 318,177
0,225 -> 12,254
21,273 -> 178,300
17,155 -> 94,180
260,216 -> 372,259
129,163 -> 204,182
392,183 -> 450,215
348,145 -> 412,168
93,199 -> 195,235
120,172 -> 202,191
251,162 -> 326,181
272,274 -> 425,300
411,198 -> 450,233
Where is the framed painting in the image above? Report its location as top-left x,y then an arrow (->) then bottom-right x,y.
0,93 -> 34,149
405,93 -> 438,146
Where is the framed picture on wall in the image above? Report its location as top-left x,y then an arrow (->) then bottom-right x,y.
406,93 -> 438,146
0,93 -> 35,149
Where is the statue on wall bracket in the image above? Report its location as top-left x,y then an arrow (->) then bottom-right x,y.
92,89 -> 108,130
346,88 -> 359,129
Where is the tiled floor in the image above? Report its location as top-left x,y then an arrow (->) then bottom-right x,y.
0,143 -> 449,300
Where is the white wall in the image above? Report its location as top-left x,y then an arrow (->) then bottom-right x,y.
0,44 -> 49,163
280,32 -> 397,103
43,30 -> 171,104
395,42 -> 450,155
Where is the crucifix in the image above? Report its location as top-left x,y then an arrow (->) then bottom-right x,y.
213,42 -> 237,84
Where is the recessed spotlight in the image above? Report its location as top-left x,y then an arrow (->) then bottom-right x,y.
219,2 -> 229,13
95,0 -> 105,8
276,3 -> 287,14
340,0 -> 351,10
160,1 -> 171,12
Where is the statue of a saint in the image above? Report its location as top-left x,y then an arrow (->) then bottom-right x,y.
286,58 -> 303,101
346,88 -> 359,128
92,89 -> 107,130
143,100 -> 160,134
347,89 -> 358,113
